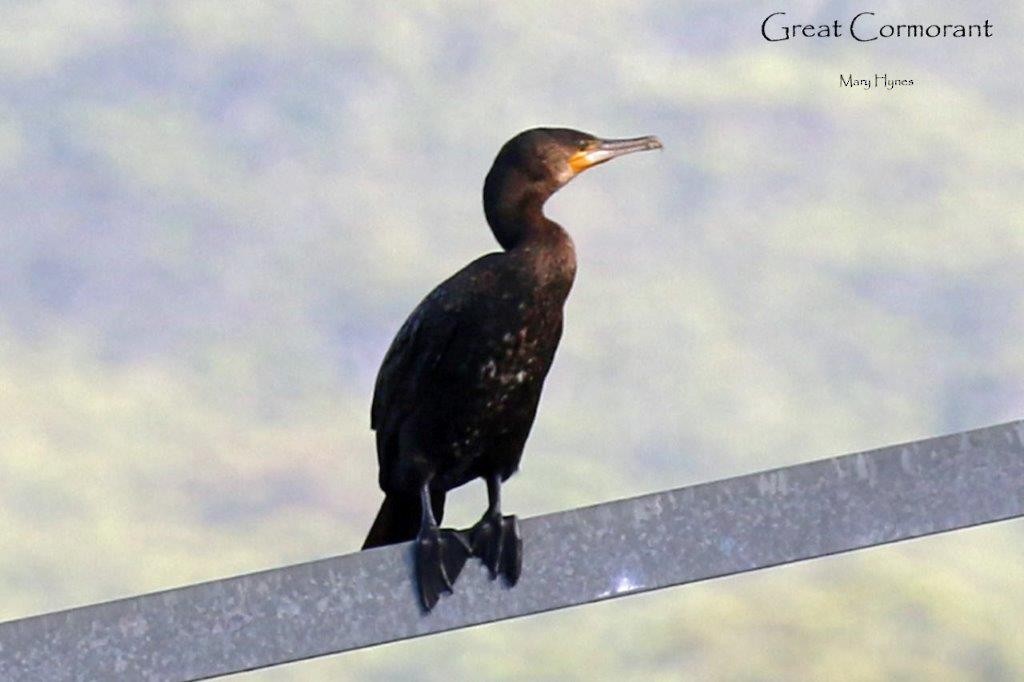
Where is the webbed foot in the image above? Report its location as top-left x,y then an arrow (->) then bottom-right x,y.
470,512 -> 522,586
416,526 -> 471,611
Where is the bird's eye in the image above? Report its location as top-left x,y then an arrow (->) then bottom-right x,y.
577,139 -> 589,150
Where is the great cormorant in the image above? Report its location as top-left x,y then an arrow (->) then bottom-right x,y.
363,127 -> 662,610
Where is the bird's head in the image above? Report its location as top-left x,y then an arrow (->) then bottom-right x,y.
490,127 -> 662,191
483,127 -> 662,248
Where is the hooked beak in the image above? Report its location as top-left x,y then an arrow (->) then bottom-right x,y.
569,135 -> 663,174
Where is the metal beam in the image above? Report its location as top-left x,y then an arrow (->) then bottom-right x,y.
1,419 -> 1022,681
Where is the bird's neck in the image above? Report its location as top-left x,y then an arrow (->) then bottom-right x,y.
483,168 -> 577,293
484,169 -> 563,250
486,191 -> 576,293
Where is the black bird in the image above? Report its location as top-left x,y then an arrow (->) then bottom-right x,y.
363,127 -> 662,610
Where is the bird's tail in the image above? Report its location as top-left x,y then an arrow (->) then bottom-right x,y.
362,490 -> 446,549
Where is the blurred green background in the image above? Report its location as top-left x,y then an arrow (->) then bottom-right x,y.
1,1 -> 1022,679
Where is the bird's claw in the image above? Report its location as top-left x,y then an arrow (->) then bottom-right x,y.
470,511 -> 501,577
470,512 -> 522,586
416,514 -> 520,610
501,515 -> 522,586
416,527 -> 471,611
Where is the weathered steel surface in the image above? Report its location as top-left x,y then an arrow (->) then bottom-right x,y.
1,420 -> 1022,680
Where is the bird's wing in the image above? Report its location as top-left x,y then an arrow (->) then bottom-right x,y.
370,288 -> 461,434
371,253 -> 507,435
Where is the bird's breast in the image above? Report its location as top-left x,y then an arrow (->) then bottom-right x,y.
460,296 -> 564,421
438,307 -> 559,470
